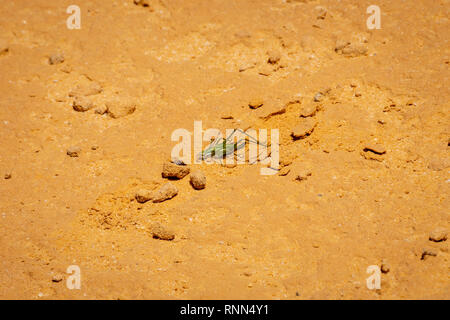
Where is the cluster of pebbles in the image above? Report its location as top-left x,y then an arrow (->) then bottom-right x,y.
421,228 -> 448,261
135,161 -> 206,205
69,82 -> 137,119
47,53 -> 136,119
289,93 -> 324,141
132,162 -> 206,241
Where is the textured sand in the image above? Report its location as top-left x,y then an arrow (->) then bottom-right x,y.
0,0 -> 448,299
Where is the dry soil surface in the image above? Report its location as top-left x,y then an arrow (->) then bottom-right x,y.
0,0 -> 449,299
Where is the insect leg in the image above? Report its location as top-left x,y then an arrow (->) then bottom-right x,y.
232,128 -> 268,147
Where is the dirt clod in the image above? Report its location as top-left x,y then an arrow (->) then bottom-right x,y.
135,189 -> 153,203
66,146 -> 81,157
190,170 -> 206,190
162,162 -> 190,179
291,118 -> 317,140
52,273 -> 64,283
429,228 -> 447,242
152,183 -> 178,203
73,96 -> 94,112
48,53 -> 64,65
106,101 -> 136,119
149,222 -> 175,241
299,103 -> 318,117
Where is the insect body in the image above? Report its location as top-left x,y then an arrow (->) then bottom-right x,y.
197,128 -> 267,162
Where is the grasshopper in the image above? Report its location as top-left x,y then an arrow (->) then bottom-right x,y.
197,128 -> 268,162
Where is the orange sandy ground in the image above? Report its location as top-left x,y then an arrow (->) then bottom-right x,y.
0,0 -> 449,299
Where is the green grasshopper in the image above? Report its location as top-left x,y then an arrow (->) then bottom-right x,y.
197,128 -> 267,162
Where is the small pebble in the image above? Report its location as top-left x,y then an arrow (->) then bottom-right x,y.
380,262 -> 390,274
429,228 -> 447,242
73,96 -> 94,112
149,222 -> 175,241
67,146 -> 81,157
106,101 -> 136,119
162,162 -> 190,179
190,170 -> 206,190
48,53 -> 64,65
4,173 -> 12,179
135,189 -> 153,203
152,182 -> 178,203
313,92 -> 323,102
60,64 -> 72,73
52,273 -> 64,283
